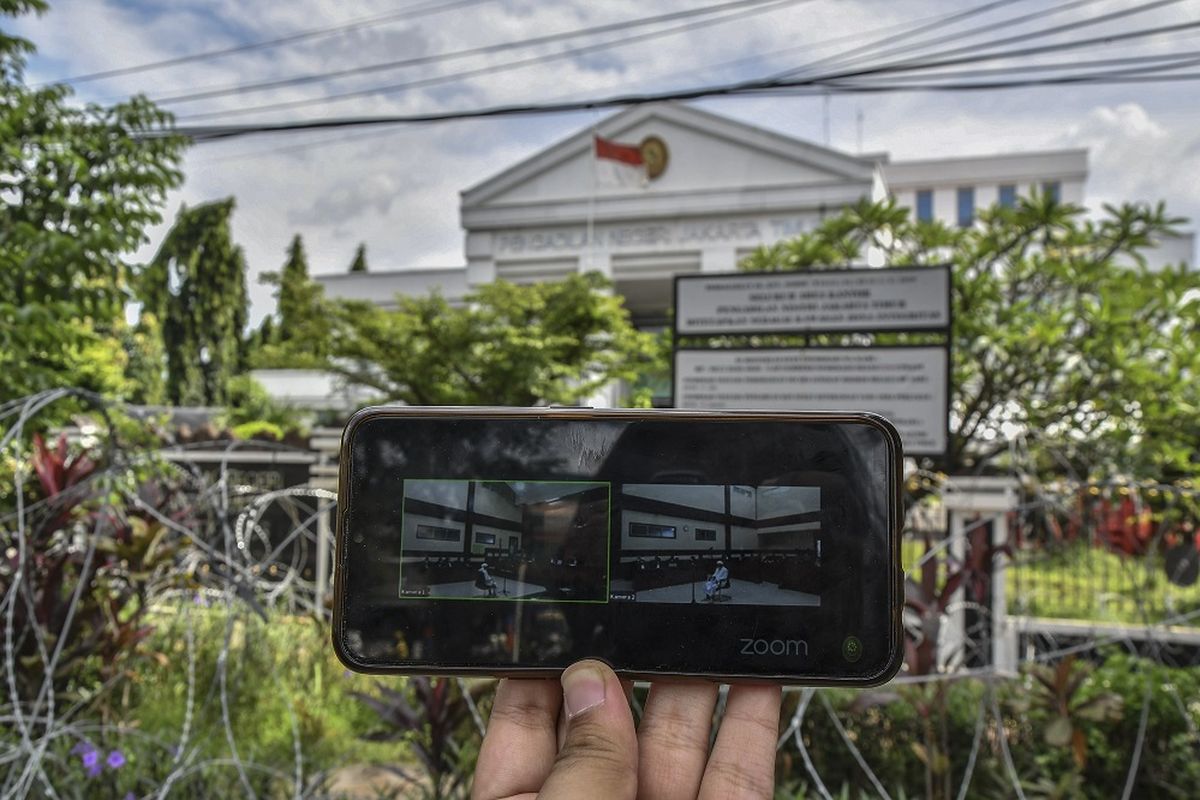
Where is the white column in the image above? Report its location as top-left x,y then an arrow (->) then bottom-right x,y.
316,506 -> 331,617
943,511 -> 967,671
586,251 -> 612,279
700,246 -> 737,273
992,510 -> 1017,673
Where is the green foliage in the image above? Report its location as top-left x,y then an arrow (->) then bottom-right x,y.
353,676 -> 493,799
113,608 -> 400,797
0,1 -> 186,406
251,234 -> 331,369
121,312 -> 168,405
777,653 -> 1200,800
349,242 -> 369,273
142,199 -> 250,406
328,272 -> 656,405
217,374 -> 305,438
738,196 -> 1199,479
231,420 -> 285,441
0,434 -> 188,708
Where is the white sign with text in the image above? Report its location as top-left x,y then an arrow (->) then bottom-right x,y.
675,267 -> 950,335
673,346 -> 949,455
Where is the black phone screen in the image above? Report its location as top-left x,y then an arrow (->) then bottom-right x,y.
334,409 -> 902,685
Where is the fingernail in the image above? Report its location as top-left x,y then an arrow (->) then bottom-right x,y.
562,665 -> 606,719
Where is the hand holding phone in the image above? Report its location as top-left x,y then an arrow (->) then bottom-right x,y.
474,659 -> 782,800
333,407 -> 903,685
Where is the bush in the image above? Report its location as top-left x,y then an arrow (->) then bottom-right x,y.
103,606 -> 402,797
776,653 -> 1200,799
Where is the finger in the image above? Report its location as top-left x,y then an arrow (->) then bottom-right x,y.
636,680 -> 720,800
538,660 -> 639,800
472,678 -> 561,800
698,683 -> 782,800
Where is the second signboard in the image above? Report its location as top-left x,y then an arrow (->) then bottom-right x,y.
673,346 -> 949,456
674,266 -> 951,336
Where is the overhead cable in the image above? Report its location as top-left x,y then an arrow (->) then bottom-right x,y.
36,0 -> 496,86
173,0 -> 806,121
152,0 -> 790,107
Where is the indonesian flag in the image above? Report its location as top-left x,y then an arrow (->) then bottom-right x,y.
594,135 -> 647,187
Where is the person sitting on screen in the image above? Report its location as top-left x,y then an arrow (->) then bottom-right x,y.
475,562 -> 498,597
704,560 -> 730,601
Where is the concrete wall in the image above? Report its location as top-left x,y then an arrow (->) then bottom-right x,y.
401,512 -> 464,553
620,509 -> 723,552
474,483 -> 522,520
471,527 -> 520,555
405,480 -> 468,509
757,486 -> 821,520
623,484 -> 723,512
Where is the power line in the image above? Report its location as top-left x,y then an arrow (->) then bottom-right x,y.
777,0 -> 1104,79
170,0 -> 1189,126
152,40 -> 1200,144
763,69 -> 1200,94
160,13 -> 1200,140
152,0 -> 788,107
36,0 -> 496,87
770,0 -> 1187,81
615,0 -> 1037,97
817,49 -> 1200,85
764,14 -> 1200,88
189,2 -> 1023,165
173,0 -> 806,122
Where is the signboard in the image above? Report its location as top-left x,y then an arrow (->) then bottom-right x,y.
674,266 -> 951,336
673,346 -> 949,456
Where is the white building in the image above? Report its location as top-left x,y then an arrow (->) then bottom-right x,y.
285,101 -> 1190,407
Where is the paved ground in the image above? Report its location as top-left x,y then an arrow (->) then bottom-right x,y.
425,579 -> 548,599
630,577 -> 820,606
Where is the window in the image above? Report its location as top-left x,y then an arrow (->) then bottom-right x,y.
475,532 -> 496,545
1042,181 -> 1061,203
416,524 -> 459,542
695,528 -> 717,542
998,184 -> 1017,208
956,186 -> 975,227
629,522 -> 676,539
915,189 -> 933,222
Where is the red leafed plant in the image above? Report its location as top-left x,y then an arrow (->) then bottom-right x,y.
353,676 -> 496,800
904,536 -> 965,676
2,433 -> 186,715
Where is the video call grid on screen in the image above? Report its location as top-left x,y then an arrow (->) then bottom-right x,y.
397,479 -> 824,608
398,479 -> 613,603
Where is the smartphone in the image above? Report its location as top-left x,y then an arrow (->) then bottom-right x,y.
333,407 -> 903,686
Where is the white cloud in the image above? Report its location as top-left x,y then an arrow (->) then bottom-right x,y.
1058,103 -> 1198,218
10,0 -> 1198,322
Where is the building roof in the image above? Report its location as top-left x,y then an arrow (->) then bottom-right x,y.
463,103 -> 887,206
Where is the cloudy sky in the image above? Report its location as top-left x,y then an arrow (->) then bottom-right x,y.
11,0 -> 1200,320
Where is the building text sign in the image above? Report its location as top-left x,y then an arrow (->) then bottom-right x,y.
492,216 -> 812,255
674,266 -> 951,336
673,346 -> 949,455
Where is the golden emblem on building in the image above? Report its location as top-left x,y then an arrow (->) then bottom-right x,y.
639,136 -> 669,180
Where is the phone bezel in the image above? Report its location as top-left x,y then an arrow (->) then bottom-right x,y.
332,406 -> 905,686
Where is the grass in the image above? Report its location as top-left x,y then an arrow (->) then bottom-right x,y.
903,537 -> 1200,625
110,603 -> 414,797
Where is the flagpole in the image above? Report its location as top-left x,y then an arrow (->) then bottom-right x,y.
587,115 -> 598,272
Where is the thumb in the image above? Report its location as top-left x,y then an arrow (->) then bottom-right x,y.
537,660 -> 638,800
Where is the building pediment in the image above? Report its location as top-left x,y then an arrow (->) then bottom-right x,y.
461,103 -> 878,225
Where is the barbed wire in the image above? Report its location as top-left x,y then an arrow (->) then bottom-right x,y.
1,389 -> 1197,798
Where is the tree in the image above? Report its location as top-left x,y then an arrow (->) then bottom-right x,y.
275,235 -> 318,340
328,272 -> 656,405
0,0 -> 185,404
349,242 -> 369,273
737,196 -> 1200,480
141,199 -> 249,407
251,234 -> 330,368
